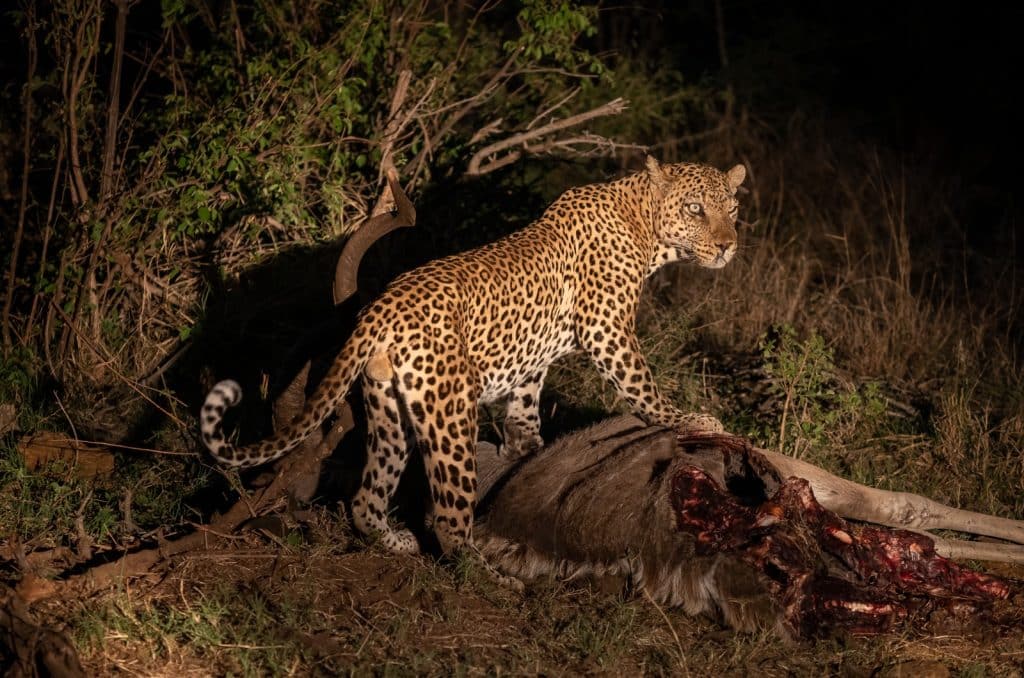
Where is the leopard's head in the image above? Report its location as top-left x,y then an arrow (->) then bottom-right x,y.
647,157 -> 746,269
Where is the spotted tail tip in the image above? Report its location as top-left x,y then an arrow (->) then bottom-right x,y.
200,379 -> 243,464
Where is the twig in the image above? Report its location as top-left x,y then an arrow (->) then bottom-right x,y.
64,1 -> 101,208
75,490 -> 94,561
466,98 -> 629,176
2,2 -> 38,350
53,393 -> 80,445
524,134 -> 644,157
374,69 -> 412,194
527,87 -> 580,130
177,550 -> 281,559
407,50 -> 519,177
99,0 -> 128,202
24,137 -> 65,342
140,341 -> 190,387
468,118 -> 503,146
120,488 -> 138,535
468,134 -> 642,177
777,342 -> 811,456
642,588 -> 686,669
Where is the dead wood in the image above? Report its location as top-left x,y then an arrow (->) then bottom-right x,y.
17,432 -> 114,479
756,447 -> 1024,548
41,161 -> 410,597
271,362 -> 322,503
0,583 -> 84,678
50,366 -> 354,597
374,69 -> 412,194
465,98 -> 630,176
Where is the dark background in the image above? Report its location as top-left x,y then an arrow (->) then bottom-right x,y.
1,1 -> 1019,238
602,1 -> 1022,233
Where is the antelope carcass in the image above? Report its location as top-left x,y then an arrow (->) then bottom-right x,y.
474,416 -> 1024,637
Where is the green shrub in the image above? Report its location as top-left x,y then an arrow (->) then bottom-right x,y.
759,324 -> 886,457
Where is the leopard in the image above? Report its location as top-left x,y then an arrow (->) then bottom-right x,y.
200,156 -> 746,558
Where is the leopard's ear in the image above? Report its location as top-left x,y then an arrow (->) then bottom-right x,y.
646,155 -> 672,194
726,164 -> 746,194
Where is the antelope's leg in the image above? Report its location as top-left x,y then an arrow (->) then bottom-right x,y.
756,448 -> 1024,545
924,533 -> 1024,564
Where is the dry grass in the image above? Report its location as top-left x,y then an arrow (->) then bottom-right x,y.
62,542 -> 1024,676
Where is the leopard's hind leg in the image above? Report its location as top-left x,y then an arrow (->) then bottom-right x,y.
395,346 -> 524,590
398,368 -> 480,554
351,375 -> 419,554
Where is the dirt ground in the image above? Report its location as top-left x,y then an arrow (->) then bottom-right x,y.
40,516 -> 1022,677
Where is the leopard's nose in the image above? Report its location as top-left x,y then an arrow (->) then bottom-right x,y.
715,241 -> 734,256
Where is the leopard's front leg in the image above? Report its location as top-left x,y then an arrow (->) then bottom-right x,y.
578,309 -> 723,434
500,369 -> 547,459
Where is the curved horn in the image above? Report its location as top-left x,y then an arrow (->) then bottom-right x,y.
333,168 -> 416,306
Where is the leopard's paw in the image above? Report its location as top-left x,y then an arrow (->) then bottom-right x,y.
381,528 -> 420,555
679,413 -> 725,434
499,422 -> 544,459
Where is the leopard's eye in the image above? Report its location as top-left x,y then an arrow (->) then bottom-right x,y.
686,203 -> 703,216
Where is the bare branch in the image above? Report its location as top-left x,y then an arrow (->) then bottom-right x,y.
99,0 -> 128,203
758,446 -> 1024,545
468,118 -> 503,146
64,2 -> 102,208
406,50 -> 520,177
375,69 -> 413,186
527,87 -> 580,130
469,133 -> 643,177
24,136 -> 65,341
2,2 -> 38,350
466,98 -> 629,176
74,491 -> 93,561
524,133 -> 646,157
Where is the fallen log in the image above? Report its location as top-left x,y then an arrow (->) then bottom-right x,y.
0,583 -> 84,677
18,431 -> 114,479
475,416 -> 1024,638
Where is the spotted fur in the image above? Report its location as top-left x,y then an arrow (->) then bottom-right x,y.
201,157 -> 746,556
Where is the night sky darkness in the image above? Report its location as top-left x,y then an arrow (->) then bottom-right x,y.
635,1 -> 1022,218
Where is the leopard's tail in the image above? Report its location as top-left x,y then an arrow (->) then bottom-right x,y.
200,326 -> 378,468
